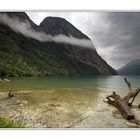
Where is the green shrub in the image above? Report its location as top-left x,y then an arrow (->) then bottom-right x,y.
0,116 -> 24,128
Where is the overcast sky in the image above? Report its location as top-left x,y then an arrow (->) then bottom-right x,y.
26,11 -> 140,69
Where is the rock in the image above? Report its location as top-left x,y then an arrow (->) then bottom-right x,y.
19,104 -> 23,107
48,104 -> 61,107
96,108 -> 110,112
75,102 -> 79,104
16,100 -> 21,104
87,107 -> 91,110
0,92 -> 5,95
22,100 -> 28,105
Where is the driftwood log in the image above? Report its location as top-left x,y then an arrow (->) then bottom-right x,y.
8,89 -> 14,98
105,78 -> 140,120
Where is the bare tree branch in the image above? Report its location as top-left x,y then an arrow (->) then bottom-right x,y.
105,78 -> 140,120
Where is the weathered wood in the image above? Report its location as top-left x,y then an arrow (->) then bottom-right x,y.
105,78 -> 140,120
8,89 -> 14,98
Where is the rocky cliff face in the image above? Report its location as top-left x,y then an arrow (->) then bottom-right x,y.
39,17 -> 89,39
0,12 -> 116,76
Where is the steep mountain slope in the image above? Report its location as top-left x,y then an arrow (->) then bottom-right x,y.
118,59 -> 140,75
0,12 -> 116,77
39,17 -> 89,39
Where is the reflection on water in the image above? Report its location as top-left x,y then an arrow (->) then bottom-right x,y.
0,76 -> 140,128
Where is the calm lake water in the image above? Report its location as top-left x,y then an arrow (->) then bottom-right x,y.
0,75 -> 140,128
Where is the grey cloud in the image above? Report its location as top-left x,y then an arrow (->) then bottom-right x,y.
84,12 -> 140,69
0,13 -> 94,48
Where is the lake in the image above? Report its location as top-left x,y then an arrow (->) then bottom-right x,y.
0,76 -> 140,128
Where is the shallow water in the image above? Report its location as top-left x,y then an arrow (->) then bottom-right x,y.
0,76 -> 140,128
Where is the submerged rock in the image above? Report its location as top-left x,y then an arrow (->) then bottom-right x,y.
15,100 -> 21,105
22,100 -> 28,105
0,92 -> 5,95
48,103 -> 61,107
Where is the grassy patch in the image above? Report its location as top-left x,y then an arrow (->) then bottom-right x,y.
0,116 -> 24,128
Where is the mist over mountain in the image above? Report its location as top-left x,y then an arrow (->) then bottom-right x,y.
39,16 -> 89,39
118,59 -> 140,75
0,12 -> 116,77
0,13 -> 93,47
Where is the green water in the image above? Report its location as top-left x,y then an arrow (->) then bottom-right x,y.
0,75 -> 140,128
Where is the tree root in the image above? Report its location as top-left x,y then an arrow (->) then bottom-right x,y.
105,78 -> 140,120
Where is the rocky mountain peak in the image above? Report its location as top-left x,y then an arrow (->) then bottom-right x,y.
2,12 -> 30,21
40,16 -> 90,39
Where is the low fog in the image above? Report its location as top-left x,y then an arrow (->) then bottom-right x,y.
0,13 -> 94,48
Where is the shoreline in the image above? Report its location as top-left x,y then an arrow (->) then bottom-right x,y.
0,91 -> 138,128
0,76 -> 140,128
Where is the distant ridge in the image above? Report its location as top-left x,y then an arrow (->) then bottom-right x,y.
118,59 -> 140,75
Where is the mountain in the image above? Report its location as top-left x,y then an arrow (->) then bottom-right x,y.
39,17 -> 89,39
0,12 -> 116,77
118,59 -> 140,75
